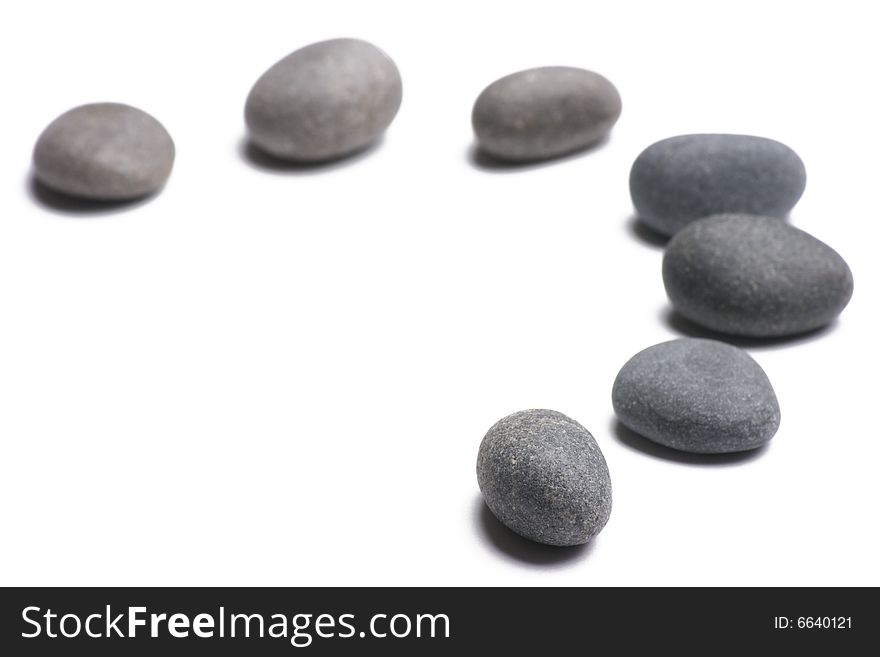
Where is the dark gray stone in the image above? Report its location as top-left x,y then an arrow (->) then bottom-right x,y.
663,214 -> 854,337
612,339 -> 780,454
245,38 -> 402,162
32,103 -> 175,201
472,67 -> 621,162
630,134 -> 806,236
476,409 -> 612,546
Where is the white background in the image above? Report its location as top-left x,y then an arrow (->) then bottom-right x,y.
1,0 -> 877,586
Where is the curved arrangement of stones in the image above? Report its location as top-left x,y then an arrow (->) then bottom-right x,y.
27,37 -> 856,554
33,102 -> 175,201
605,132 -> 853,479
477,409 -> 612,546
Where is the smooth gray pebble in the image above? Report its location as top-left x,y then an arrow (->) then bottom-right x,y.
612,338 -> 780,454
629,134 -> 806,236
663,214 -> 854,337
477,409 -> 612,547
472,66 -> 621,162
32,103 -> 175,201
245,38 -> 402,162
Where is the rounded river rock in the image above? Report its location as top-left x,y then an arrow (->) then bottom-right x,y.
477,409 -> 612,546
245,38 -> 402,162
612,339 -> 780,454
32,103 -> 175,201
663,214 -> 854,337
630,134 -> 806,236
472,66 -> 621,162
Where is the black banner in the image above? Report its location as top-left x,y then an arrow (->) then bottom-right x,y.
0,587 -> 874,654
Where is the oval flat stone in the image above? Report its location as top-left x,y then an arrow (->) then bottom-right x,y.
32,103 -> 175,201
612,339 -> 780,454
472,66 -> 621,162
663,214 -> 854,337
245,38 -> 402,162
630,134 -> 806,236
477,409 -> 612,546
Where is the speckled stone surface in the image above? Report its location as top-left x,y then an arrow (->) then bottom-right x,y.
629,134 -> 806,236
612,339 -> 780,454
476,409 -> 612,546
32,103 -> 175,201
472,67 -> 621,162
245,38 -> 402,162
663,214 -> 854,337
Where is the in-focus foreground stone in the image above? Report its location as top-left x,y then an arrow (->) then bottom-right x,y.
245,38 -> 402,162
33,103 -> 175,201
663,214 -> 854,337
472,66 -> 621,162
612,338 -> 780,454
477,409 -> 612,546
